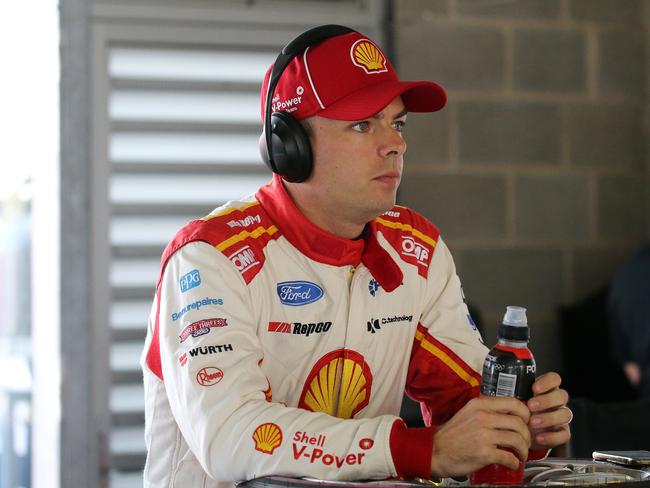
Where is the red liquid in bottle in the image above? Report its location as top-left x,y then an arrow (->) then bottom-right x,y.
469,450 -> 524,485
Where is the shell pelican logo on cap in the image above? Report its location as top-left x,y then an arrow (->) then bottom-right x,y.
298,349 -> 372,419
252,422 -> 283,454
350,39 -> 388,74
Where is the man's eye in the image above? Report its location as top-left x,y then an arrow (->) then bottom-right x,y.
352,121 -> 370,132
394,120 -> 406,132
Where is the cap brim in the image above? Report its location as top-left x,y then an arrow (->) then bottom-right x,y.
316,80 -> 447,121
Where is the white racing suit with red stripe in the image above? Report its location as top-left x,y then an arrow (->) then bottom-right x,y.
141,174 -> 489,487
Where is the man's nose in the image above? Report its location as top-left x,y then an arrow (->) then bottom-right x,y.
378,126 -> 406,158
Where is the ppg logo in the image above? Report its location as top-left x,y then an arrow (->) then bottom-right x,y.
276,281 -> 323,306
180,269 -> 201,293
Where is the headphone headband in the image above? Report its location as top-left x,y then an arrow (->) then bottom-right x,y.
263,25 -> 356,176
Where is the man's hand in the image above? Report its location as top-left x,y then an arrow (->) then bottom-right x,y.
528,372 -> 572,451
430,396 -> 531,478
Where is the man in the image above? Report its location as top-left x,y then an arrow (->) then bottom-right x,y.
141,26 -> 571,487
608,243 -> 650,399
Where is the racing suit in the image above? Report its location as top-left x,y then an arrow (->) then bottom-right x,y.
141,174 -> 488,487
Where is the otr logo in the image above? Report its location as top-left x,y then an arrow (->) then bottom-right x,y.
180,269 -> 201,293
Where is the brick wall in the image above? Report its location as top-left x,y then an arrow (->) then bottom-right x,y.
394,0 -> 649,373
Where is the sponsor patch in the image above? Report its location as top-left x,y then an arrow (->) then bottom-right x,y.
367,314 -> 413,334
276,281 -> 324,306
188,344 -> 233,357
382,210 -> 400,218
196,366 -> 223,386
350,39 -> 388,75
179,353 -> 187,367
228,245 -> 259,274
179,318 -> 228,342
227,214 -> 261,228
291,429 -> 371,468
368,279 -> 380,297
171,297 -> 223,321
179,269 -> 201,293
268,321 -> 332,337
359,438 -> 374,450
253,423 -> 283,454
467,314 -> 478,331
299,349 -> 371,419
401,235 -> 430,265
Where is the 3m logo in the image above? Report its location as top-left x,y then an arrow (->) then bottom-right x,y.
179,269 -> 201,293
228,245 -> 259,273
253,423 -> 283,454
268,321 -> 292,333
401,235 -> 430,265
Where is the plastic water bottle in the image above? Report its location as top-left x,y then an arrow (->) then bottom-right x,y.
469,306 -> 536,485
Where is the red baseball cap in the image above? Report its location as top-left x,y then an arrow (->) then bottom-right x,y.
260,31 -> 447,121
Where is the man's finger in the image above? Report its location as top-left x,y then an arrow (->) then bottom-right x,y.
529,405 -> 573,429
477,396 -> 531,422
529,388 -> 569,413
532,372 -> 561,395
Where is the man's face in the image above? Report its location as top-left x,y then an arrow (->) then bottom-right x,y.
302,96 -> 408,227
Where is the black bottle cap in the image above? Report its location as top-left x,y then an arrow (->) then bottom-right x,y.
498,323 -> 530,341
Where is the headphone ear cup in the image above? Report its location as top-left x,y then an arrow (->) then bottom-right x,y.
268,111 -> 313,183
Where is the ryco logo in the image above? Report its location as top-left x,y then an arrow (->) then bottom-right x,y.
401,235 -> 430,265
179,318 -> 228,342
268,321 -> 332,337
253,423 -> 283,454
196,367 -> 223,386
276,281 -> 323,306
228,245 -> 259,273
179,269 -> 201,293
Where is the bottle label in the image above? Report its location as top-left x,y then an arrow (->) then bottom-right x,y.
481,346 -> 536,401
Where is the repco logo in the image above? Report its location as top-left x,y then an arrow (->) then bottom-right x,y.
228,245 -> 259,273
401,235 -> 429,265
268,321 -> 332,337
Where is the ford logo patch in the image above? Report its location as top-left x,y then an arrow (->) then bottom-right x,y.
277,281 -> 323,306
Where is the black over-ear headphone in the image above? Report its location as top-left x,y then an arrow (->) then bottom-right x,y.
260,24 -> 356,183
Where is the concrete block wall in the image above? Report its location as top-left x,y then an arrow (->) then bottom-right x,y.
394,0 -> 649,374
